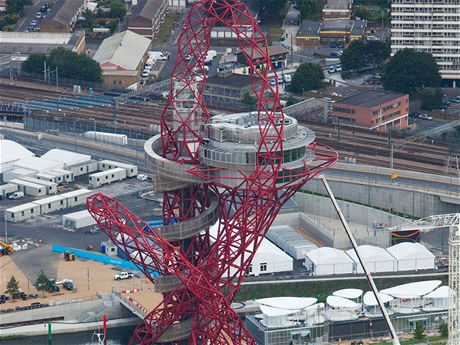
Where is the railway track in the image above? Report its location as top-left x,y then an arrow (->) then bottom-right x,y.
1,83 -> 455,176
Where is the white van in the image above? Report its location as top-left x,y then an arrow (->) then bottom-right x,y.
148,51 -> 167,61
8,191 -> 24,200
145,58 -> 155,70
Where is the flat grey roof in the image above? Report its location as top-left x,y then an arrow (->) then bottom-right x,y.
334,90 -> 407,108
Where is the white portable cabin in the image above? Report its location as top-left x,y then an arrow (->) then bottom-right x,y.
32,195 -> 67,214
8,179 -> 47,197
89,168 -> 127,187
5,202 -> 41,222
51,168 -> 74,182
18,177 -> 58,195
98,160 -> 138,177
83,131 -> 128,146
62,189 -> 92,207
304,247 -> 354,276
346,245 -> 397,273
0,183 -> 19,198
62,209 -> 97,229
35,172 -> 59,184
386,242 -> 436,271
41,169 -> 70,184
67,160 -> 99,177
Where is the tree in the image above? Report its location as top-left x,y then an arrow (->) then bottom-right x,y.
380,48 -> 442,94
34,270 -> 53,296
262,0 -> 287,18
241,92 -> 257,110
286,94 -> 296,106
6,0 -> 33,15
22,53 -> 47,74
439,322 -> 448,338
413,321 -> 426,340
5,276 -> 20,297
288,62 -> 324,93
420,88 -> 442,111
108,0 -> 126,19
295,0 -> 320,19
340,40 -> 367,71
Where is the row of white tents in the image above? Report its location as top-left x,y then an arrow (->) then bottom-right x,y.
304,242 -> 436,276
253,280 -> 448,329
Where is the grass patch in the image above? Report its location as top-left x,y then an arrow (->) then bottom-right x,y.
0,334 -> 29,341
152,13 -> 180,46
267,27 -> 285,44
373,335 -> 446,345
235,275 -> 448,302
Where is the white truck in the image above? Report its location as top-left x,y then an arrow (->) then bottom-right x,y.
114,271 -> 133,280
148,51 -> 167,61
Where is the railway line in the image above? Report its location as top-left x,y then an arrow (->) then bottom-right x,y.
1,83 -> 455,176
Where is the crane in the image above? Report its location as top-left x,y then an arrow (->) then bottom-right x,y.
0,241 -> 13,256
389,213 -> 460,345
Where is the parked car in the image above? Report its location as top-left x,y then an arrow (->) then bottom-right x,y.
328,66 -> 336,74
142,70 -> 149,78
137,174 -> 148,181
114,272 -> 133,280
329,41 -> 337,48
330,51 -> 341,57
63,281 -> 74,291
418,114 -> 433,120
36,12 -> 42,19
283,74 -> 292,83
335,65 -> 342,72
41,3 -> 49,12
8,191 -> 24,200
269,79 -> 277,86
337,42 -> 345,49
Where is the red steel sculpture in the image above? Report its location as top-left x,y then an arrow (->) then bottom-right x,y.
87,0 -> 338,343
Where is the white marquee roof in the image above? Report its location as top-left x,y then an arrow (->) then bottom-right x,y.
424,286 -> 449,299
305,247 -> 354,265
327,295 -> 360,308
346,245 -> 396,263
0,140 -> 35,172
260,305 -> 300,317
41,149 -> 91,166
333,288 -> 363,299
13,156 -> 63,173
380,280 -> 442,298
386,242 -> 435,260
363,291 -> 394,306
255,297 -> 317,310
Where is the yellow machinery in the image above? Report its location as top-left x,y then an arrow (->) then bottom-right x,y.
64,250 -> 75,261
0,241 -> 13,256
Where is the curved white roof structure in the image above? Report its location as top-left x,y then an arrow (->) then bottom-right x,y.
41,149 -> 91,166
255,297 -> 317,310
346,245 -> 397,273
363,291 -> 394,306
260,305 -> 300,316
424,286 -> 449,299
386,242 -> 435,271
305,247 -> 354,275
380,280 -> 442,298
327,296 -> 360,309
0,140 -> 35,174
333,288 -> 363,299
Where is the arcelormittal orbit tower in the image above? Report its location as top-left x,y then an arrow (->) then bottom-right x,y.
87,0 -> 338,343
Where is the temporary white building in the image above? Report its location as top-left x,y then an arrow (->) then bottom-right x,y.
8,179 -> 47,197
35,172 -> 59,184
12,156 -> 63,173
423,286 -> 449,311
98,160 -> 138,177
362,291 -> 394,317
62,189 -> 92,207
18,177 -> 57,195
89,168 -> 127,187
332,288 -> 363,301
0,183 -> 19,198
386,242 -> 436,271
304,247 -> 354,276
0,140 -> 35,174
41,149 -> 91,168
5,202 -> 41,222
3,167 -> 36,182
266,225 -> 318,260
346,245 -> 397,273
67,160 -> 99,177
326,295 -> 360,321
209,222 -> 293,276
51,168 -> 74,182
62,210 -> 97,229
259,305 -> 301,328
32,195 -> 67,214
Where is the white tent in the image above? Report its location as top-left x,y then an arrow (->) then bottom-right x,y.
346,245 -> 397,273
305,247 -> 354,276
386,242 -> 435,271
260,305 -> 300,328
41,149 -> 91,167
0,140 -> 35,174
326,295 -> 360,321
423,286 -> 449,311
362,291 -> 394,317
255,297 -> 317,310
333,288 -> 363,300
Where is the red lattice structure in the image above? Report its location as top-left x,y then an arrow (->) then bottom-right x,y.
87,0 -> 338,343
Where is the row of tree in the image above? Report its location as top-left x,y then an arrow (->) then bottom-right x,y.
5,271 -> 60,298
22,48 -> 102,83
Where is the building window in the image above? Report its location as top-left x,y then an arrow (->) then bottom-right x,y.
246,264 -> 253,274
74,197 -> 78,202
260,263 -> 267,272
21,211 -> 24,216
48,204 -> 51,209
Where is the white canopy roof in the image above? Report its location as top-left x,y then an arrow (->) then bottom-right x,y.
424,286 -> 449,299
306,247 -> 354,265
333,288 -> 363,299
0,140 -> 34,165
363,291 -> 394,306
255,297 -> 317,310
327,295 -> 360,308
347,245 -> 396,263
41,149 -> 91,166
260,305 -> 300,317
380,280 -> 442,298
305,303 -> 325,312
386,242 -> 435,260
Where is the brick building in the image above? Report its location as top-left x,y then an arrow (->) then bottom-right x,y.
331,90 -> 409,132
127,0 -> 168,39
40,0 -> 88,33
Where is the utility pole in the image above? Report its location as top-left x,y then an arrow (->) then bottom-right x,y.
44,61 -> 47,82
